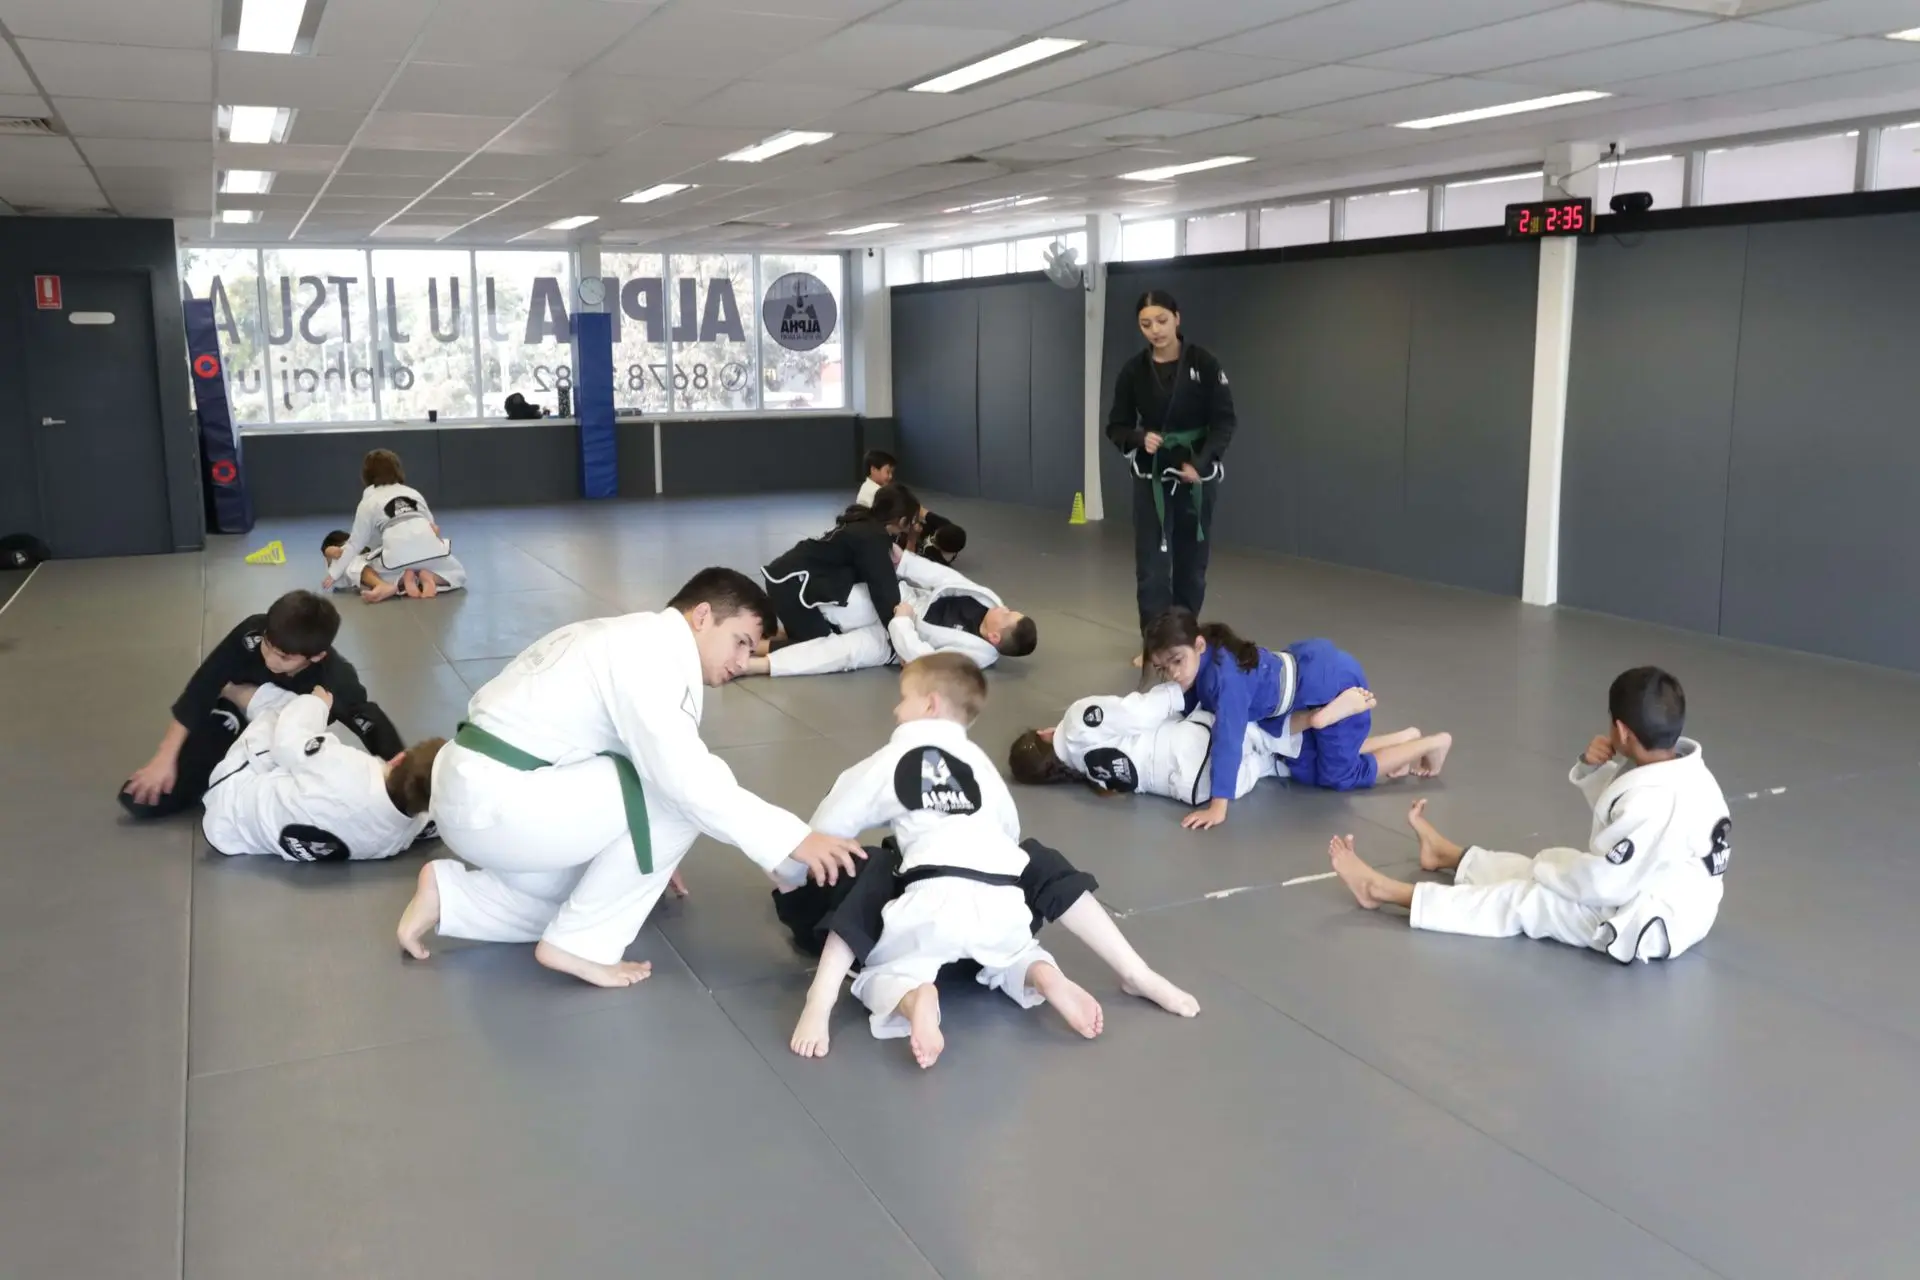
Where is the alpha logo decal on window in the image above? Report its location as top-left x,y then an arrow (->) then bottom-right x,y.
1607,837 -> 1635,865
1084,747 -> 1138,793
1083,705 -> 1104,728
894,747 -> 981,815
278,824 -> 350,862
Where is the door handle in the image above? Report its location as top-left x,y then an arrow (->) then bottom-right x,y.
41,417 -> 65,426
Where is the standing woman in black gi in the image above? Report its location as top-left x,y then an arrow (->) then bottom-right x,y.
1105,291 -> 1238,650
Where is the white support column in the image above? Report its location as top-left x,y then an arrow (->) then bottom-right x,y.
1684,150 -> 1707,206
1856,126 -> 1881,192
1522,144 -> 1598,607
848,247 -> 891,417
1427,184 -> 1446,232
1082,212 -> 1121,521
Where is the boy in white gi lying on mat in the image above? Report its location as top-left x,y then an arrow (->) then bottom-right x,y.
778,653 -> 1100,1068
1329,667 -> 1730,963
201,683 -> 444,862
747,549 -> 1034,678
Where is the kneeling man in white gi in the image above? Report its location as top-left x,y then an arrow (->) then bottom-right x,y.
794,652 -> 1102,1068
1329,667 -> 1730,964
202,683 -> 443,861
396,567 -> 866,988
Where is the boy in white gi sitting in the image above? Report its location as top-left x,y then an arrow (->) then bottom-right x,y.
747,550 -> 1034,678
787,653 -> 1103,1067
202,683 -> 444,862
1329,667 -> 1730,964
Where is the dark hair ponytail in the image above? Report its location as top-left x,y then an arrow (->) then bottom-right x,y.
1140,607 -> 1260,673
1008,729 -> 1119,797
838,482 -> 921,532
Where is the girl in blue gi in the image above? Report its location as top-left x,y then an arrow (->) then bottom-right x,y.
1142,608 -> 1453,830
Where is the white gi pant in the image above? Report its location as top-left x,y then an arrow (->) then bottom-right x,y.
769,591 -> 890,677
1410,846 -> 1684,961
847,878 -> 1054,1039
429,745 -> 689,965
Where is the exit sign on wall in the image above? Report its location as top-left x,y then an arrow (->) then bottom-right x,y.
34,275 -> 61,310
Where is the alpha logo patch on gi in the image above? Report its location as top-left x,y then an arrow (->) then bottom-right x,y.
1607,837 -> 1636,865
1083,747 -> 1138,793
303,736 -> 326,757
894,747 -> 981,815
1082,705 -> 1104,728
212,708 -> 241,735
278,824 -> 350,862
243,632 -> 263,651
384,496 -> 422,519
1704,816 -> 1731,877
1218,370 -> 1229,386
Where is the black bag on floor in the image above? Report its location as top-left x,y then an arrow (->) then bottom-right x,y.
0,533 -> 50,569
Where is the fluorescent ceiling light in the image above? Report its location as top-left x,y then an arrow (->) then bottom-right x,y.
1447,170 -> 1544,188
220,210 -> 260,224
945,194 -> 1051,213
622,183 -> 695,204
1888,27 -> 1920,41
545,215 -> 598,230
224,104 -> 288,145
1395,90 -> 1610,130
236,0 -> 308,54
910,38 -> 1086,94
721,130 -> 833,163
220,170 -> 273,195
829,222 -> 901,236
1603,154 -> 1674,167
1120,156 -> 1251,182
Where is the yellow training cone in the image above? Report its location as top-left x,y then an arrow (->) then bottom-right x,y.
1068,492 -> 1087,525
244,539 -> 286,566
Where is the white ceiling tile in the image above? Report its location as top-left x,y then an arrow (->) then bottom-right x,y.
664,79 -> 872,129
216,53 -> 399,111
414,0 -> 659,70
1157,115 -> 1352,154
0,133 -> 89,166
696,0 -> 896,17
1043,108 -> 1251,144
915,99 -> 1132,152
52,98 -> 212,141
804,90 -> 993,135
326,172 -> 440,197
458,151 -> 587,180
266,171 -> 327,196
0,0 -> 212,49
600,8 -> 842,77
1754,0 -> 1920,37
94,163 -> 215,199
1495,19 -> 1845,88
380,62 -> 570,117
18,40 -> 212,104
1215,0 -> 1574,64
957,42 -> 1177,105
1175,65 -> 1439,115
314,0 -> 439,57
1354,3 -> 1714,76
358,111 -> 517,151
216,142 -> 348,172
72,136 -> 208,167
287,110 -> 373,147
0,92 -> 49,115
1612,34 -> 1920,99
1284,75 -> 1583,125
0,41 -> 34,95
1043,51 -> 1312,107
339,148 -> 471,176
1691,56 -> 1920,111
870,0 -> 1114,33
752,24 -> 1020,90
1047,0 -> 1332,47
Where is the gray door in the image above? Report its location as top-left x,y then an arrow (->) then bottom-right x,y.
27,271 -> 172,558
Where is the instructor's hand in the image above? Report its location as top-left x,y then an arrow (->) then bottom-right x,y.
1142,432 -> 1163,454
1175,463 -> 1201,484
790,832 -> 866,886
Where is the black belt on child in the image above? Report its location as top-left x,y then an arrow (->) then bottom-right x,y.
897,865 -> 1023,890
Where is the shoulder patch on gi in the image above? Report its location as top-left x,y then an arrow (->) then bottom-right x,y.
242,632 -> 263,651
303,736 -> 326,757
1083,747 -> 1138,794
278,824 -> 350,862
212,708 -> 241,735
1082,704 -> 1104,728
1188,365 -> 1200,382
1703,815 -> 1731,877
893,746 -> 981,815
414,821 -> 438,845
1607,837 -> 1635,865
1217,369 -> 1229,386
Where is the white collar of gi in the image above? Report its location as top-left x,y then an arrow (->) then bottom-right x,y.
889,717 -> 972,749
662,608 -> 705,724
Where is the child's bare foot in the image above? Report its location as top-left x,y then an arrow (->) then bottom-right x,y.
1330,834 -> 1391,909
1120,968 -> 1200,1017
1311,686 -> 1377,729
901,985 -> 944,1068
1406,798 -> 1458,871
668,868 -> 689,897
1415,732 -> 1453,778
1032,962 -> 1104,1038
401,569 -> 423,599
362,579 -> 399,604
420,573 -> 440,599
533,939 -> 652,988
790,996 -> 834,1058
396,862 -> 440,959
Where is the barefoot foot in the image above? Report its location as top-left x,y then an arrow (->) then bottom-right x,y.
401,569 -> 423,599
1330,834 -> 1389,909
902,985 -> 944,1068
1120,968 -> 1200,1017
421,574 -> 440,599
1415,732 -> 1453,778
1407,798 -> 1455,871
534,939 -> 653,988
1032,963 -> 1104,1039
790,998 -> 834,1059
396,861 -> 441,959
362,580 -> 399,604
1312,686 -> 1377,729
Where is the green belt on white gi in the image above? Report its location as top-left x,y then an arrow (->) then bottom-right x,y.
453,721 -> 653,874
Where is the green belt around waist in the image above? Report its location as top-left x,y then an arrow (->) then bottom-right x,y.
1148,427 -> 1209,547
454,722 -> 654,874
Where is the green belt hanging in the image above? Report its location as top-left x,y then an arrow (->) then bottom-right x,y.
1147,427 -> 1210,552
453,721 -> 654,874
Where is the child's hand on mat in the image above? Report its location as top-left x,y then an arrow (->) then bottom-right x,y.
124,758 -> 177,806
1583,735 -> 1615,767
1181,799 -> 1229,831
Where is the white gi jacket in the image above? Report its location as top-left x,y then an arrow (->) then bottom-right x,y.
442,610 -> 810,871
805,718 -> 1028,878
1051,683 -> 1300,803
201,687 -> 427,861
322,551 -> 371,593
339,483 -> 451,572
855,478 -> 881,508
884,552 -> 1004,669
1534,739 -> 1730,962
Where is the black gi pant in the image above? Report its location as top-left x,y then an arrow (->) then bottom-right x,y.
1132,474 -> 1219,632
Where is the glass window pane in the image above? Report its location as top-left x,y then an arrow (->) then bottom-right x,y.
1120,218 -> 1174,261
1013,236 -> 1050,273
1703,133 -> 1856,205
1342,188 -> 1426,241
1258,202 -> 1329,247
1063,230 -> 1088,263
474,250 -> 573,417
1598,154 -> 1686,212
759,253 -> 845,412
668,251 -> 756,413
599,251 -> 670,415
256,248 -> 380,424
369,250 -> 478,421
1874,123 -> 1920,190
1442,172 -> 1544,229
968,241 -> 1008,277
179,247 -> 271,425
1184,210 -> 1245,255
923,248 -> 963,282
